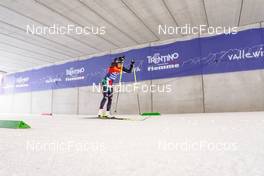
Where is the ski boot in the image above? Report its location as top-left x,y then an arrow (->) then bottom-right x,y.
103,111 -> 115,119
98,109 -> 107,119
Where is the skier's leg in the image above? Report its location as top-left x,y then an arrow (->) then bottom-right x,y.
99,93 -> 107,109
98,93 -> 107,118
98,80 -> 108,118
106,93 -> 113,111
105,88 -> 113,117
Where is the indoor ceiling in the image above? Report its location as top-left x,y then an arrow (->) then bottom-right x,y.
0,0 -> 263,73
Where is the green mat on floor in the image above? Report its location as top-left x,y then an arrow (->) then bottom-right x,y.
0,120 -> 31,129
141,112 -> 161,116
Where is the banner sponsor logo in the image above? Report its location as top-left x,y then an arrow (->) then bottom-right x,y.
15,77 -> 29,88
147,52 -> 180,71
45,77 -> 62,84
227,45 -> 264,61
65,67 -> 85,81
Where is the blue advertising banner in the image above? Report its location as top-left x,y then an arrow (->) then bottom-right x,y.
0,28 -> 264,94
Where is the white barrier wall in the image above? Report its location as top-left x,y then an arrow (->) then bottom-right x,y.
52,88 -> 78,114
152,76 -> 204,114
1,69 -> 264,115
78,86 -> 101,115
31,90 -> 52,114
203,70 -> 264,112
0,94 -> 13,113
12,93 -> 31,114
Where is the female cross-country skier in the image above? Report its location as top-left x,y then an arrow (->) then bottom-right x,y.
98,56 -> 135,118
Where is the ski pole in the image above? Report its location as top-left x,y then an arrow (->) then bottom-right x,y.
114,63 -> 123,113
133,66 -> 141,114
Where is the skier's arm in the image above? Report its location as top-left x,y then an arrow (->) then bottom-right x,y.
122,60 -> 135,73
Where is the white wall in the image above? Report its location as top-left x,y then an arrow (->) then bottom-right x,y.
203,70 -> 264,112
12,93 -> 31,114
31,90 -> 52,114
78,86 -> 101,115
152,76 -> 204,114
0,94 -> 13,113
52,88 -> 78,114
1,69 -> 264,115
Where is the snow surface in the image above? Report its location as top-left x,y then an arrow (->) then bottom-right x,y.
0,112 -> 264,176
